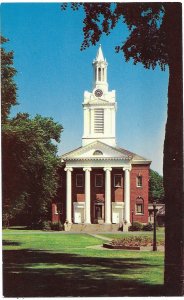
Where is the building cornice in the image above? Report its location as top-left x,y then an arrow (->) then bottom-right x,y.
62,157 -> 131,162
83,102 -> 115,107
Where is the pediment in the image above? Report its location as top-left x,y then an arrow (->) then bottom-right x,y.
88,98 -> 109,105
62,141 -> 132,161
91,97 -> 108,103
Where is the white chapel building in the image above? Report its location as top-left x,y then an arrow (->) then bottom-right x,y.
52,45 -> 151,227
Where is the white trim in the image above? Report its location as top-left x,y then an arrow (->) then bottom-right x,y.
135,204 -> 144,215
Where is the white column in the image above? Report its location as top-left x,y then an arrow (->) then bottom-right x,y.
64,167 -> 73,223
83,167 -> 92,224
123,167 -> 131,224
104,167 -> 112,224
105,66 -> 107,83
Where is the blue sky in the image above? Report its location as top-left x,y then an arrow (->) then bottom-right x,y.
1,3 -> 169,174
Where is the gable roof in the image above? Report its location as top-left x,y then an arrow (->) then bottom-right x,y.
61,140 -> 151,164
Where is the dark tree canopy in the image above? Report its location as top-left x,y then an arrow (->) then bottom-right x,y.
2,113 -> 63,226
149,169 -> 164,203
1,37 -> 64,227
61,3 -> 168,70
1,36 -> 18,123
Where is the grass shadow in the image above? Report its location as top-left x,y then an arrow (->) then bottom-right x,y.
6,226 -> 29,230
3,248 -> 165,297
2,240 -> 21,246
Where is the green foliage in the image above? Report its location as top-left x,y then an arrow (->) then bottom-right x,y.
129,221 -> 143,231
40,221 -> 52,231
51,222 -> 63,231
62,3 -> 168,70
2,113 -> 63,226
1,37 -> 64,227
1,36 -> 18,123
149,169 -> 164,203
142,223 -> 154,231
111,235 -> 164,247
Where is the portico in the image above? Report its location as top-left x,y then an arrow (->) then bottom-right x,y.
63,150 -> 132,225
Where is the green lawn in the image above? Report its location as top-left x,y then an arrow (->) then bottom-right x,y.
3,229 -> 165,297
99,228 -> 165,241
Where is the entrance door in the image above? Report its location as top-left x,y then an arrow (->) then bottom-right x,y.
74,209 -> 82,223
112,209 -> 120,223
95,204 -> 102,220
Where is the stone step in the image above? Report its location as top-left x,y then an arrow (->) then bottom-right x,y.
69,223 -> 121,232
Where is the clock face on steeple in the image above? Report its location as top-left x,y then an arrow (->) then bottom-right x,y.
95,89 -> 103,97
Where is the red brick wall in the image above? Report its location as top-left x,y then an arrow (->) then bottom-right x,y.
52,203 -> 59,223
91,168 -> 105,202
111,169 -> 124,202
72,168 -> 85,202
130,164 -> 150,223
91,169 -> 105,223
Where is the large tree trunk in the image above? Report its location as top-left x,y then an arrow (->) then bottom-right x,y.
164,3 -> 184,296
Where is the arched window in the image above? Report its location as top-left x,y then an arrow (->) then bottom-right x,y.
98,68 -> 101,81
93,150 -> 103,156
135,197 -> 144,214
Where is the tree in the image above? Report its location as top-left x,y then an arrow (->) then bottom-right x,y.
1,37 -> 64,227
149,170 -> 164,203
1,36 -> 18,123
61,3 -> 183,295
2,113 -> 63,226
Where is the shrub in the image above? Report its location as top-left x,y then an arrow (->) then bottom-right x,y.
41,221 -> 52,231
111,235 -> 165,247
111,236 -> 152,247
129,221 -> 143,231
51,222 -> 63,231
142,223 -> 153,231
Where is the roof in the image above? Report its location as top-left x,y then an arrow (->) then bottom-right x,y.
95,44 -> 105,61
61,140 -> 151,164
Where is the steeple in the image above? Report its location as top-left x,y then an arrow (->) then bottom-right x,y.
95,44 -> 105,61
92,45 -> 108,92
82,45 -> 117,147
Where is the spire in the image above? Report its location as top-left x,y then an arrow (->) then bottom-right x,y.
95,44 -> 105,61
92,44 -> 108,91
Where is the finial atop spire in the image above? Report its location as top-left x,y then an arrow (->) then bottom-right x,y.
95,44 -> 105,61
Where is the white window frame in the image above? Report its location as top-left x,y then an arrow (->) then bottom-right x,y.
114,174 -> 122,187
95,174 -> 103,187
76,174 -> 83,187
135,198 -> 144,215
136,203 -> 144,214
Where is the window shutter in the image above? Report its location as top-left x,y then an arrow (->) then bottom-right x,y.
94,109 -> 104,133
